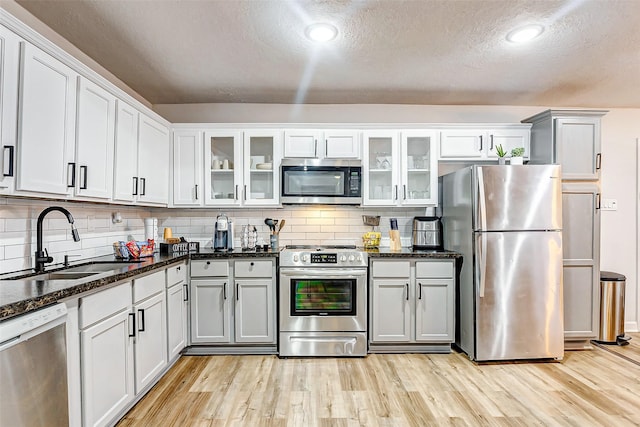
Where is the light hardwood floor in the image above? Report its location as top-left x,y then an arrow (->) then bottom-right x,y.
118,334 -> 640,426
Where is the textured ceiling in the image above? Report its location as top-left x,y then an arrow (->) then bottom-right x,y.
13,0 -> 640,107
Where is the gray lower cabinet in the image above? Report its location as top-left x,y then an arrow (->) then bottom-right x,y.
369,259 -> 455,352
189,258 -> 276,352
562,184 -> 600,342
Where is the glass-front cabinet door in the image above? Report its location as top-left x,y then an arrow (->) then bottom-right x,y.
401,130 -> 438,206
362,131 -> 400,206
204,130 -> 242,206
243,130 -> 281,206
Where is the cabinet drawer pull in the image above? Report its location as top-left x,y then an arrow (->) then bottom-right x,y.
236,283 -> 239,301
406,283 -> 409,301
183,283 -> 188,302
223,282 -> 227,300
132,177 -> 138,195
479,135 -> 483,151
195,184 -> 198,200
418,283 -> 422,300
596,193 -> 601,210
67,163 -> 76,188
489,135 -> 494,151
3,146 -> 14,177
79,166 -> 88,189
596,153 -> 602,170
138,309 -> 145,332
403,185 -> 407,200
128,312 -> 136,337
140,178 -> 146,196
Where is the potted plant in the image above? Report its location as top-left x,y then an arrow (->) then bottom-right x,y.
495,144 -> 507,165
510,147 -> 525,165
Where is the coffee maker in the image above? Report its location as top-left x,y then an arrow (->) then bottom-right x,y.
214,214 -> 233,251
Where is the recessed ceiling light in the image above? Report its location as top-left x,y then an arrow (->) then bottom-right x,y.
305,23 -> 338,42
506,24 -> 545,43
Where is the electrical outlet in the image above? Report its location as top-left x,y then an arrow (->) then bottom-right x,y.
601,198 -> 618,211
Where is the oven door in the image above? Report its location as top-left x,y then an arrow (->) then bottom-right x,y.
279,268 -> 367,332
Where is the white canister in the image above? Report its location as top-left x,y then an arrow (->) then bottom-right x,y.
144,218 -> 158,241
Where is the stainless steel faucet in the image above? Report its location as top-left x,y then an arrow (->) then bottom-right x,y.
35,206 -> 81,272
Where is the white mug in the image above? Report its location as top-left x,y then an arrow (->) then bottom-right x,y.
222,159 -> 229,169
212,159 -> 221,169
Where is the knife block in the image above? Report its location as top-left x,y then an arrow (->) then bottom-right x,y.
389,230 -> 401,251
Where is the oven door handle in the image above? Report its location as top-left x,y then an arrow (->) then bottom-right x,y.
279,268 -> 366,278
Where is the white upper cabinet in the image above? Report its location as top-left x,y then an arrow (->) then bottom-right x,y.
0,25 -> 20,194
74,77 -> 116,199
113,101 -> 139,203
137,114 -> 170,205
16,42 -> 77,195
172,130 -> 203,206
283,129 -> 360,159
363,130 -> 438,206
243,130 -> 281,206
204,130 -> 243,206
401,130 -> 438,206
439,126 -> 530,161
114,106 -> 170,206
201,129 -> 281,207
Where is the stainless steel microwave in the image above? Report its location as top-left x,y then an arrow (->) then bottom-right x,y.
280,159 -> 362,204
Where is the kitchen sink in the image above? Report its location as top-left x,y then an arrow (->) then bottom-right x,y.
5,260 -> 143,281
26,271 -> 101,281
63,262 -> 142,273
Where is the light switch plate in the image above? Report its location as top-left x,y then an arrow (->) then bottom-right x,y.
601,198 -> 618,211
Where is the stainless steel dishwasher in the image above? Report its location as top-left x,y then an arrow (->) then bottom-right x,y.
0,303 -> 69,426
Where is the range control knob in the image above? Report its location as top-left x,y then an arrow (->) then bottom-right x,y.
301,254 -> 310,262
348,255 -> 355,262
339,255 -> 347,262
293,255 -> 299,262
355,255 -> 363,262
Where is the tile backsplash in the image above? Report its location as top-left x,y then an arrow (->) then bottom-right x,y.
0,197 -> 431,274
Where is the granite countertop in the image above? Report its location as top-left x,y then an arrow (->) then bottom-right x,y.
0,249 -> 280,321
366,248 -> 462,259
0,247 -> 460,321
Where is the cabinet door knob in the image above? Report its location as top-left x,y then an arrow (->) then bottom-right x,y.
206,261 -> 210,265
250,262 -> 254,266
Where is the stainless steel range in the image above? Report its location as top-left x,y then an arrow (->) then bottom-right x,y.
279,245 -> 368,357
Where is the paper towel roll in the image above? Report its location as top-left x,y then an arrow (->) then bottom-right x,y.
144,218 -> 158,241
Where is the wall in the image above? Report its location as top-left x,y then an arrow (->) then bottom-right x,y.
155,102 -> 640,331
0,196 -> 427,274
0,197 -> 151,274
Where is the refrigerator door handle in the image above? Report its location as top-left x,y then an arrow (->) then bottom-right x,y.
476,167 -> 487,231
477,234 -> 487,298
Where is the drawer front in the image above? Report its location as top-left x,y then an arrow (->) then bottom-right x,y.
234,260 -> 272,278
371,261 -> 410,278
133,269 -> 165,303
167,262 -> 187,286
80,282 -> 131,328
191,260 -> 229,277
416,261 -> 454,278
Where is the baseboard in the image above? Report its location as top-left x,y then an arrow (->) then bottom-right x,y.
625,320 -> 638,333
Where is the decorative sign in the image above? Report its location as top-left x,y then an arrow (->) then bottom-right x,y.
160,241 -> 200,255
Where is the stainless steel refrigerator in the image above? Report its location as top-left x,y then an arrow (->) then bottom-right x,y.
441,165 -> 564,361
